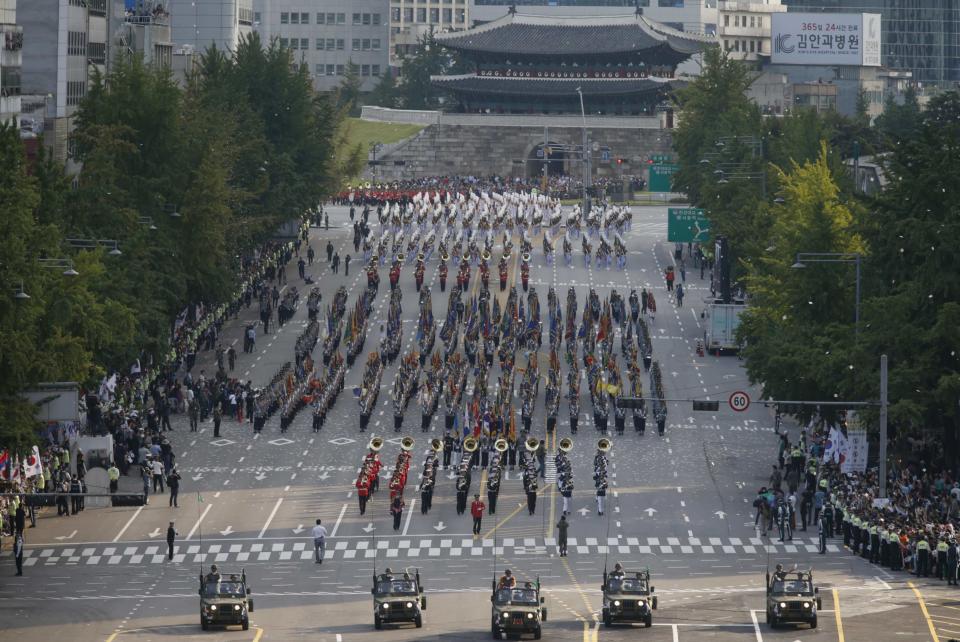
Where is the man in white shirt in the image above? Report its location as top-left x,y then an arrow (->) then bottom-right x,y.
311,518 -> 328,564
151,458 -> 166,493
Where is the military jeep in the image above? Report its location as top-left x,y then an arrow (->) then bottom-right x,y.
601,568 -> 657,627
372,568 -> 426,629
490,579 -> 547,640
765,568 -> 821,629
199,569 -> 253,630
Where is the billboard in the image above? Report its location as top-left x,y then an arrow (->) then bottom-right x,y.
772,13 -> 881,67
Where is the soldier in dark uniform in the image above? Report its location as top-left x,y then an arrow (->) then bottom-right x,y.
524,469 -> 538,515
507,437 -> 517,470
420,468 -> 433,514
456,465 -> 470,515
442,432 -> 454,469
487,472 -> 500,514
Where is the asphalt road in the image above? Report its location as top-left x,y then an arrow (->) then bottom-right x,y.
0,205 -> 951,642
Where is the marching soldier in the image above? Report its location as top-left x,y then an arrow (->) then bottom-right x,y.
420,470 -> 434,514
357,475 -> 370,515
818,512 -> 827,554
456,465 -> 470,515
443,431 -> 454,469
487,470 -> 500,514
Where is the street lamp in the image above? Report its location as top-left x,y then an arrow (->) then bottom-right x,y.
792,252 -> 862,335
138,216 -> 158,230
12,280 -> 30,300
65,238 -> 122,256
575,86 -> 590,216
38,258 -> 79,277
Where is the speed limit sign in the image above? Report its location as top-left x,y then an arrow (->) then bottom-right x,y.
729,391 -> 750,412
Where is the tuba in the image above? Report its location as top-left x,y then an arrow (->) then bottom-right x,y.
440,252 -> 449,262
522,253 -> 531,264
525,436 -> 540,452
482,250 -> 491,263
559,437 -> 573,453
503,249 -> 512,261
494,438 -> 508,453
417,253 -> 425,263
368,436 -> 384,452
401,436 -> 415,451
371,255 -> 379,265
462,251 -> 470,262
597,437 -> 611,453
396,253 -> 406,263
430,437 -> 443,453
463,436 -> 478,453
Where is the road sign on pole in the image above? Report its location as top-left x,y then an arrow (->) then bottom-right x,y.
667,208 -> 711,243
729,391 -> 750,412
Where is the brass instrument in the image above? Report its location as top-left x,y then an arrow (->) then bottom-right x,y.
463,436 -> 478,452
368,436 -> 384,452
503,249 -> 512,261
494,438 -> 508,453
371,255 -> 379,264
396,253 -> 406,263
440,252 -> 449,262
522,253 -> 531,264
481,250 -> 491,262
525,436 -> 540,452
462,251 -> 470,262
417,253 -> 425,263
430,437 -> 443,453
559,437 -> 573,453
597,437 -> 611,453
401,436 -> 415,451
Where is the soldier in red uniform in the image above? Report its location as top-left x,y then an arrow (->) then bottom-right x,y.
499,258 -> 508,292
389,262 -> 401,291
356,474 -> 370,515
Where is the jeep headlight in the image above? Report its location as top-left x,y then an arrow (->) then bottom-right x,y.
639,600 -> 646,607
234,604 -> 241,611
406,602 -> 413,608
803,602 -> 811,609
209,605 -> 217,611
502,612 -> 509,619
381,603 -> 390,609
527,612 -> 534,619
613,600 -> 621,607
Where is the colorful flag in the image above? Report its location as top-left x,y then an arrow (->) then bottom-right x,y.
24,446 -> 42,478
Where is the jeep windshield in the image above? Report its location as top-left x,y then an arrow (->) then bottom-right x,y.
771,579 -> 813,595
376,580 -> 418,596
202,581 -> 245,597
494,588 -> 539,606
607,578 -> 648,594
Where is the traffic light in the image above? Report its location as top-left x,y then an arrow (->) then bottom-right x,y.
692,400 -> 720,412
616,158 -> 623,166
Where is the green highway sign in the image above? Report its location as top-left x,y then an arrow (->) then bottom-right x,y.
649,163 -> 678,192
649,153 -> 673,163
667,208 -> 711,243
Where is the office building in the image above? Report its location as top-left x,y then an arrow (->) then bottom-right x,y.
782,0 -> 960,86
168,0 -> 254,54
1,0 -> 22,126
254,0 -> 389,91
391,0 -> 469,65
717,0 -> 786,61
118,1 -> 174,68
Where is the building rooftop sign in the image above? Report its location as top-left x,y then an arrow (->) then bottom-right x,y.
772,12 -> 881,67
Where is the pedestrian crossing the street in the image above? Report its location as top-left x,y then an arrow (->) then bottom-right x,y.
3,536 -> 840,568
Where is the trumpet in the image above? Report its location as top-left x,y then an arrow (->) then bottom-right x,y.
559,437 -> 573,453
597,437 -> 611,453
368,436 -> 384,452
494,438 -> 508,453
525,436 -> 540,452
463,436 -> 478,452
430,437 -> 443,452
401,436 -> 415,451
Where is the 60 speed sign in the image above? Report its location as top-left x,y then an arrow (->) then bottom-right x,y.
729,391 -> 750,412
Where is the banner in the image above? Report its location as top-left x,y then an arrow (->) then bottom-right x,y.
771,13 -> 881,67
842,428 -> 868,474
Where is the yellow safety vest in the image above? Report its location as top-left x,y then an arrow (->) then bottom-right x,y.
888,532 -> 899,544
917,540 -> 930,551
869,526 -> 877,535
938,542 -> 949,553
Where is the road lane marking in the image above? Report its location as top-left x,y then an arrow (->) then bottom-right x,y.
112,505 -> 144,542
259,498 -> 284,539
331,504 -> 348,538
832,587 -> 845,642
749,609 -> 764,642
186,504 -> 213,540
252,626 -> 264,642
672,623 -> 679,642
402,499 -> 416,535
908,581 -> 941,642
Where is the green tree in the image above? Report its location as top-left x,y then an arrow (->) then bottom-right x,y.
337,60 -> 363,116
398,33 -> 465,110
367,71 -> 399,109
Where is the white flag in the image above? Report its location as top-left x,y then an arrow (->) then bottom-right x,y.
24,445 -> 43,478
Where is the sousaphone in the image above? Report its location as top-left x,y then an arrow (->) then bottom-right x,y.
440,252 -> 450,262
559,437 -> 573,453
368,436 -> 384,452
481,250 -> 491,263
597,437 -> 611,453
463,436 -> 479,452
430,438 -> 443,452
494,438 -> 508,453
417,253 -> 425,263
396,253 -> 406,263
401,436 -> 415,451
525,436 -> 540,452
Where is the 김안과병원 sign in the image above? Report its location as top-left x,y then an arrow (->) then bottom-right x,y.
771,13 -> 881,67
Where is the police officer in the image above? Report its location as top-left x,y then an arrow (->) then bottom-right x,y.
889,528 -> 901,571
818,512 -> 827,554
108,462 -> 120,494
937,538 -> 950,580
916,535 -> 931,577
870,521 -> 881,564
947,539 -> 958,586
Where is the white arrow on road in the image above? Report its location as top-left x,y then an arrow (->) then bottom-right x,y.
219,526 -> 234,536
192,474 -> 203,481
148,528 -> 161,538
577,507 -> 591,517
254,472 -> 267,481
55,530 -> 77,541
433,521 -> 447,532
318,471 -> 330,481
447,470 -> 457,480
292,524 -> 305,534
362,523 -> 375,533
715,511 -> 727,520
671,371 -> 679,378
643,507 -> 657,517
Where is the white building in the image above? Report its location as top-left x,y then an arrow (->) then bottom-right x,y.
253,0 -> 389,92
717,0 -> 785,61
391,0 -> 469,66
168,0 -> 253,54
116,1 -> 174,69
0,0 -> 22,127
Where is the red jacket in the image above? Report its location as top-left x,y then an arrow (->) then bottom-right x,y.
471,500 -> 486,518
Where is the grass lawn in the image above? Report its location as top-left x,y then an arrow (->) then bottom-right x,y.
344,118 -> 425,153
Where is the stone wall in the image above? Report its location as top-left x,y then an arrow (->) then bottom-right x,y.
369,123 -> 674,180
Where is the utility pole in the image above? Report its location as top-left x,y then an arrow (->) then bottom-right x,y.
879,354 -> 888,498
576,87 -> 590,217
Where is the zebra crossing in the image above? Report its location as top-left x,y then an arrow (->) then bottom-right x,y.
3,536 -> 839,568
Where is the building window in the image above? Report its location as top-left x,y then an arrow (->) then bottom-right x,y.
749,40 -> 755,53
373,13 -> 381,26
443,8 -> 452,22
724,39 -> 730,50
66,80 -> 86,106
254,12 -> 261,24
392,8 -> 401,22
280,37 -> 289,48
353,13 -> 361,25
742,40 -> 746,52
361,64 -> 370,77
336,64 -> 344,76
403,8 -> 413,22
352,38 -> 360,51
362,39 -> 370,51
317,13 -> 325,24
326,13 -> 335,24
326,64 -> 335,76
750,16 -> 755,28
733,40 -> 739,51
430,8 -> 439,22
757,17 -> 763,29
336,39 -> 344,50
326,38 -> 335,50
416,8 -> 426,23
372,39 -> 381,51
316,38 -> 324,50
301,12 -> 309,24
734,15 -> 739,27
372,65 -> 381,77
724,14 -> 729,27
316,64 -> 323,75
67,31 -> 87,57
300,38 -> 308,50
705,23 -> 716,36
291,12 -> 299,24
363,13 -> 371,26
455,9 -> 465,23
281,12 -> 289,24
88,41 -> 106,65
336,13 -> 345,24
